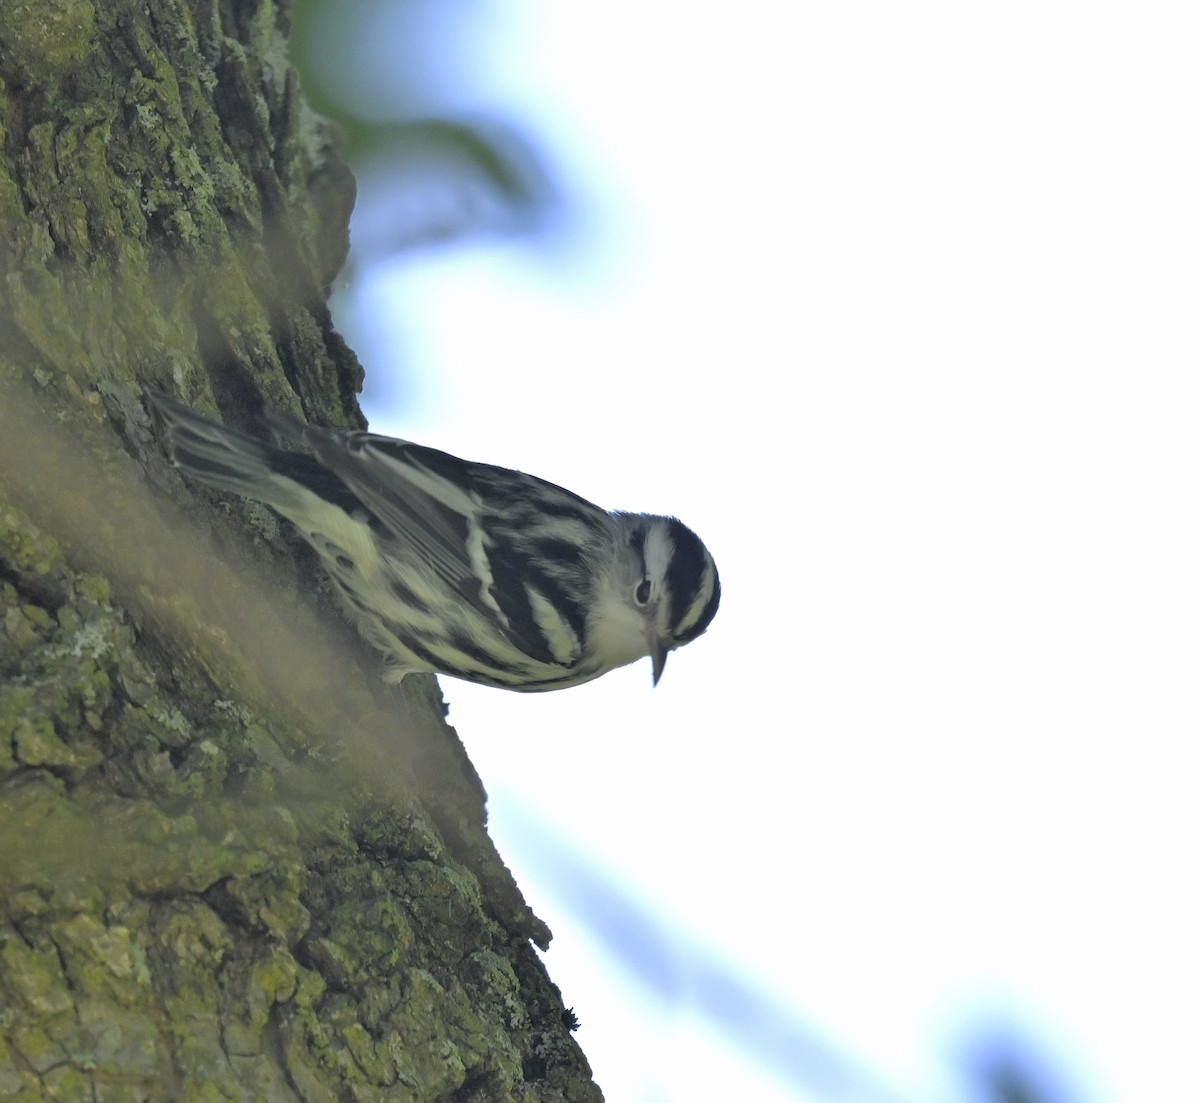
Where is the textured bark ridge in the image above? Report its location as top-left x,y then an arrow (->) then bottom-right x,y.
0,2 -> 602,1099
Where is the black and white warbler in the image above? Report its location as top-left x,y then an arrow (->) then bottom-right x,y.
148,391 -> 720,691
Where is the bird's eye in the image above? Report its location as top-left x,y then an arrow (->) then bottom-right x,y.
634,579 -> 652,605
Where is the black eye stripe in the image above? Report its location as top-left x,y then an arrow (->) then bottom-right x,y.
628,526 -> 647,563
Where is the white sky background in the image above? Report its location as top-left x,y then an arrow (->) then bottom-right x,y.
309,4 -> 1200,1101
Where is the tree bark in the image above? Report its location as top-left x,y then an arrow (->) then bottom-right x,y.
0,1 -> 601,1099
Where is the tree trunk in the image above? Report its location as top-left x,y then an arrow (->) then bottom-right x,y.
0,1 -> 602,1099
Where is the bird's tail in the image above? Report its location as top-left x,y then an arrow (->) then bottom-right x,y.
146,389 -> 317,511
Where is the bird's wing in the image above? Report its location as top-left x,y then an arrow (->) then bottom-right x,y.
300,428 -> 604,667
317,432 -> 491,584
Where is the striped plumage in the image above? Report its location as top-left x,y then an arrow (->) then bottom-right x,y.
149,391 -> 720,691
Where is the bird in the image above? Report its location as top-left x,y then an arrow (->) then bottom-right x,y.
147,390 -> 720,692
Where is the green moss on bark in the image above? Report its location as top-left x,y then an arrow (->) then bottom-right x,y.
0,1 -> 602,1098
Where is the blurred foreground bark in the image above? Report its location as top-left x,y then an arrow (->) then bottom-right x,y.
0,1 -> 601,1099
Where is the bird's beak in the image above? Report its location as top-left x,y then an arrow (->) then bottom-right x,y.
650,639 -> 668,686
